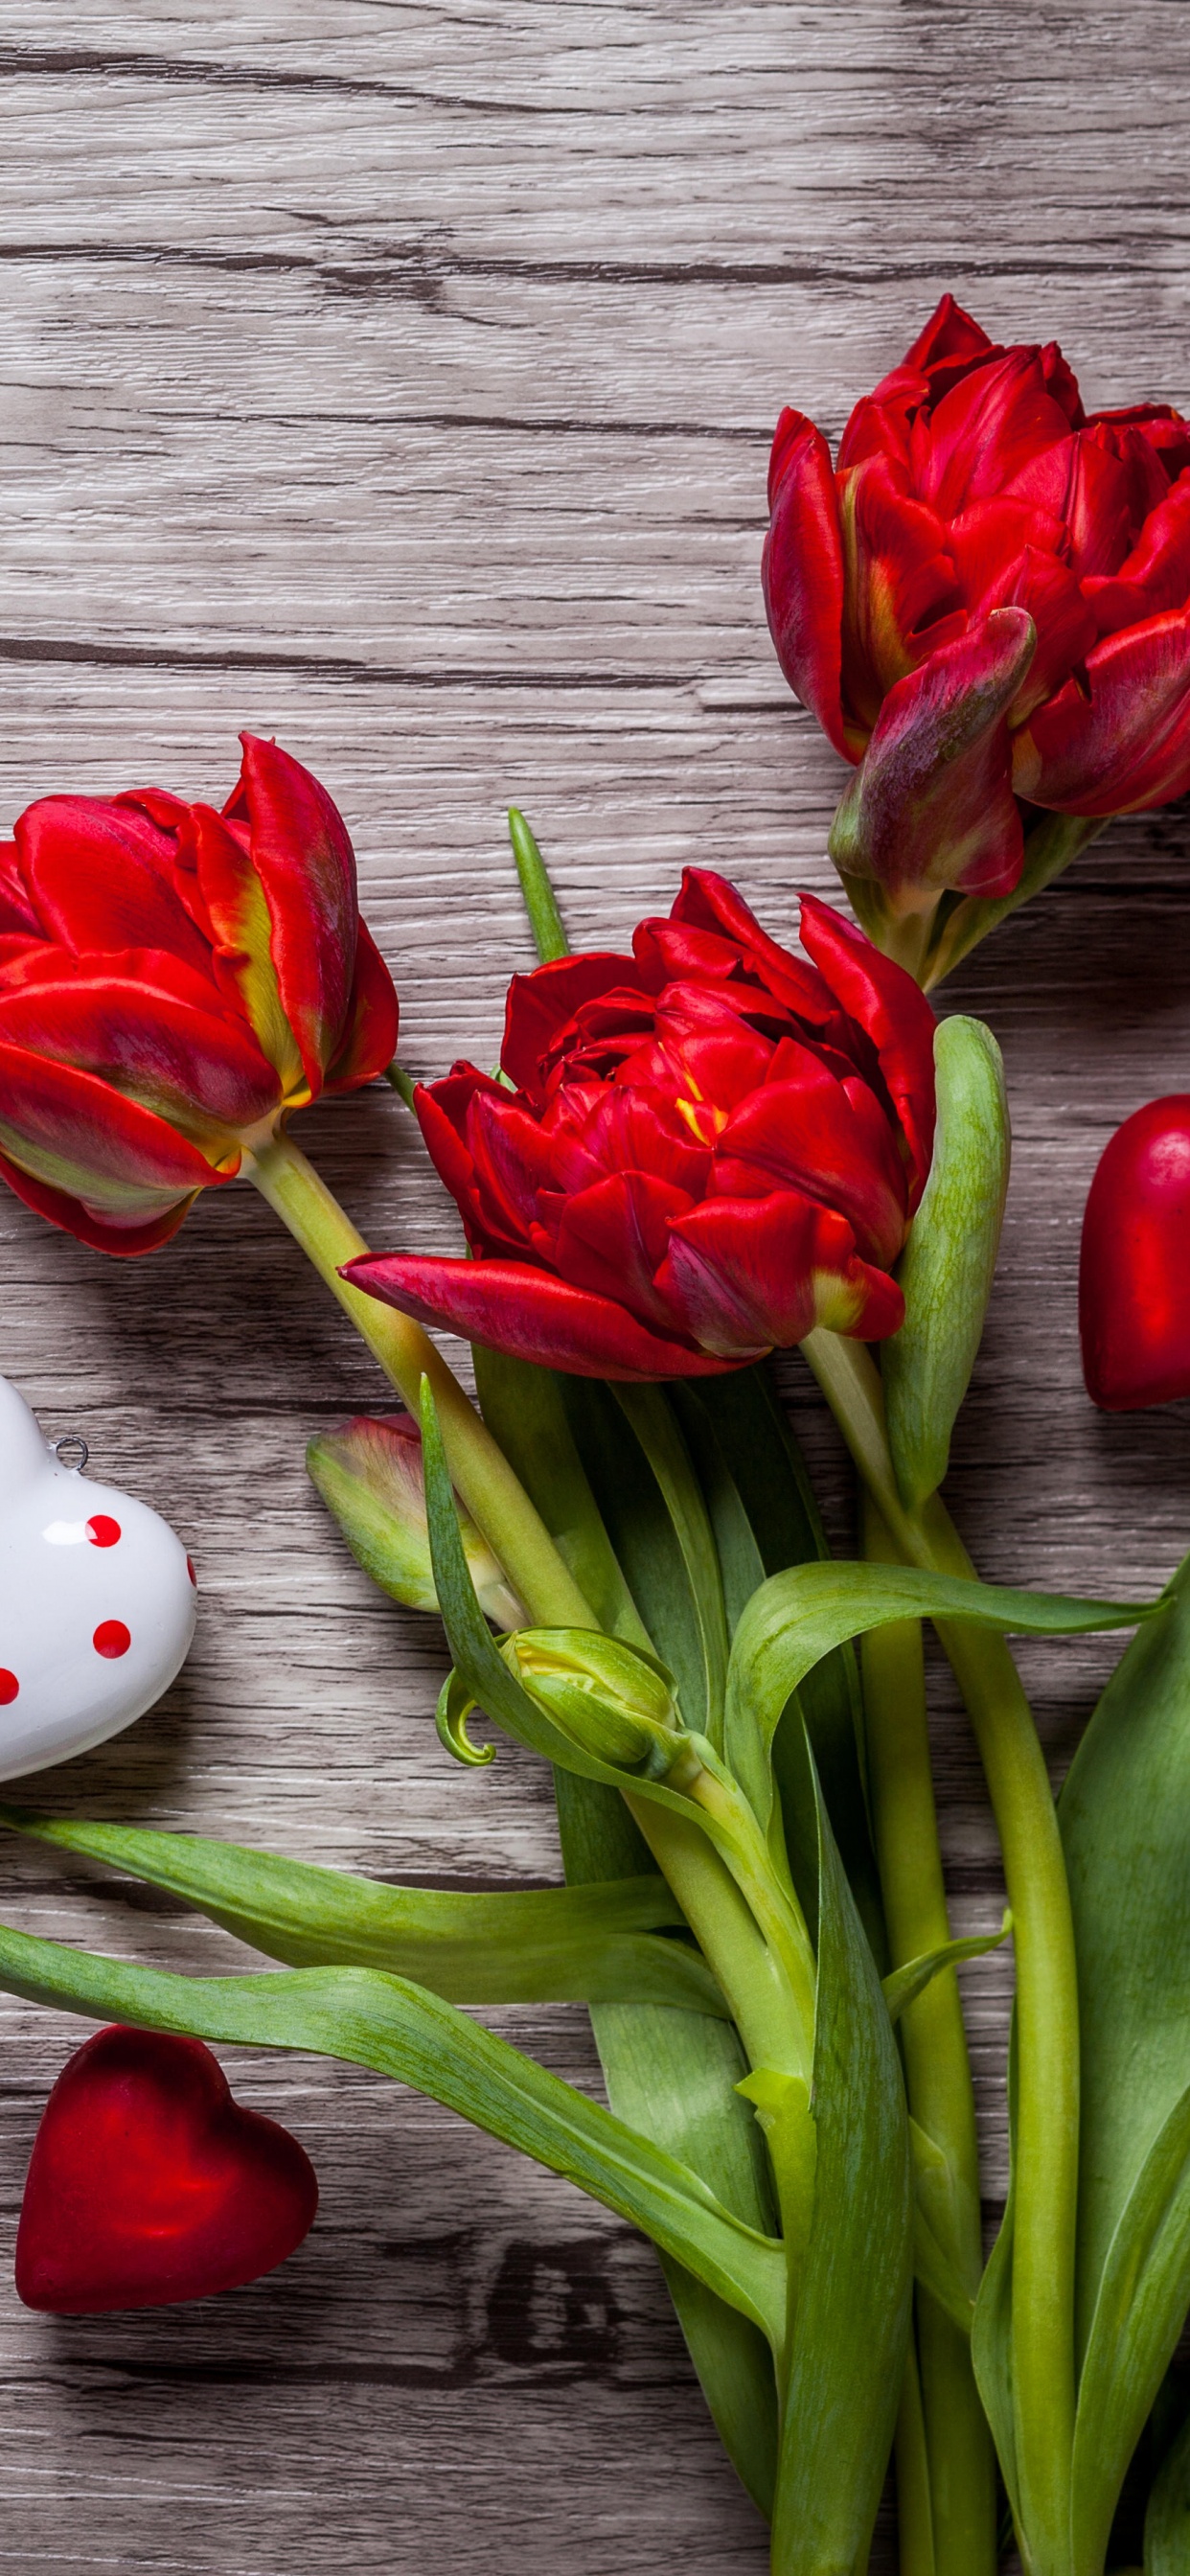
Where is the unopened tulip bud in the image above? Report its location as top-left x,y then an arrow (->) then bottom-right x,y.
500,1629 -> 691,1778
307,1414 -> 523,1628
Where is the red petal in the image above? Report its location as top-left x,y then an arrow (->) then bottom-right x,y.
666,870 -> 836,1024
1080,1096 -> 1190,1409
1039,340 -> 1086,429
556,1082 -> 711,1198
465,1088 -> 561,1248
501,951 -> 641,1098
917,347 -> 1076,518
827,609 -> 1035,905
948,496 -> 1064,602
837,453 -> 964,725
762,411 -> 854,757
0,841 -> 39,938
231,736 -> 358,1094
414,1070 -> 502,1247
872,295 -> 997,405
15,799 -> 216,978
1014,609 -> 1190,814
797,895 -> 937,1204
713,1060 -> 908,1267
554,1170 -> 694,1332
323,918 -> 400,1092
657,1190 -> 904,1354
1084,417 -> 1181,523
0,935 -> 45,977
995,546 -> 1098,717
0,973 -> 281,1144
836,394 -> 915,475
0,1146 -> 196,1256
1082,469 -> 1190,637
1062,433 -> 1142,582
341,1252 -> 736,1380
649,985 -> 775,1110
0,1039 -> 230,1214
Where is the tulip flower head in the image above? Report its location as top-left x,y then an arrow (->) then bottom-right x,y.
307,1411 -> 523,1628
0,736 -> 398,1254
501,1629 -> 685,1775
344,871 -> 936,1380
764,296 -> 1190,960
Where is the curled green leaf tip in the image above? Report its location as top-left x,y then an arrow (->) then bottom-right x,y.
436,1671 -> 495,1768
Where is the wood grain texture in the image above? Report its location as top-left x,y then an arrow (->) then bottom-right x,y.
0,3 -> 1186,2564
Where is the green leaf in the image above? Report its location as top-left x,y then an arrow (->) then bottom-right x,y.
681,1366 -> 881,1957
472,1345 -> 650,1653
883,1914 -> 1012,2023
612,1384 -> 730,1750
423,1382 -> 768,1892
972,2020 -> 1020,2533
1062,1568 -> 1190,2333
882,1015 -> 1010,1514
531,1360 -> 785,2516
422,1379 -> 636,1787
726,1559 -> 1151,1843
1072,2079 -> 1190,2573
558,1376 -> 712,1735
669,1383 -> 767,1637
433,1368 -> 784,2509
590,1995 -> 780,2518
1145,2406 -> 1190,2572
770,1721 -> 912,2574
1059,1561 -> 1190,2557
0,1807 -> 726,2017
0,1924 -> 786,2344
508,807 -> 569,963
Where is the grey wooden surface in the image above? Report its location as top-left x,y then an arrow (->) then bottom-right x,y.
0,4 -> 1186,2566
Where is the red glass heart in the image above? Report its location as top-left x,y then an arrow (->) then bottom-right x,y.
1080,1094 -> 1190,1411
15,2025 -> 318,2312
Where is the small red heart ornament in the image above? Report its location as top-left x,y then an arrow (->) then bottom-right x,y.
1080,1094 -> 1190,1411
15,2025 -> 318,2312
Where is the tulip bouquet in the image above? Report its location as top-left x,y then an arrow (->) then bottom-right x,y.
0,301 -> 1190,2576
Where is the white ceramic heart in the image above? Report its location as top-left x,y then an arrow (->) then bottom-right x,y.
0,1378 -> 197,1779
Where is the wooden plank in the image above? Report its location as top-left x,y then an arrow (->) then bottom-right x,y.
0,4 -> 1184,2564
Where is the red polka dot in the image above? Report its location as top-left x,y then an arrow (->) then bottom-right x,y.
0,1670 -> 18,1705
86,1515 -> 122,1549
186,1555 -> 197,1588
93,1621 -> 130,1660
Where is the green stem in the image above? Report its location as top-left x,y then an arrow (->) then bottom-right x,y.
627,1793 -> 816,2357
685,1757 -> 818,2050
628,1797 -> 812,2088
861,1492 -> 997,2576
383,1059 -> 418,1110
918,816 -> 1106,992
245,1128 -> 593,1631
803,1329 -> 1078,2576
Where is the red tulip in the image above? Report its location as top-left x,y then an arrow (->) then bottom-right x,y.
1080,1096 -> 1190,1410
0,736 -> 398,1254
343,872 -> 936,1380
764,295 -> 1190,908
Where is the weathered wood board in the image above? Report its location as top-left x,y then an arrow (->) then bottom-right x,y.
0,4 -> 1187,2564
